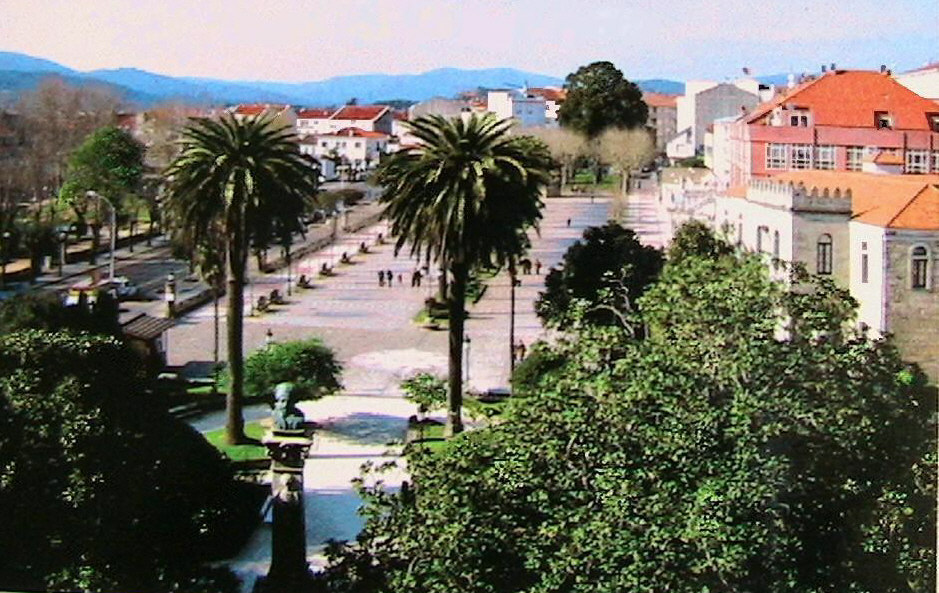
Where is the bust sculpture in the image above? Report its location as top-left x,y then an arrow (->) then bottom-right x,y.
272,382 -> 305,432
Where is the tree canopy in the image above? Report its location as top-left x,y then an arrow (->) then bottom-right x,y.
535,221 -> 664,329
319,236 -> 936,593
60,125 -> 145,217
0,330 -> 260,592
557,61 -> 648,138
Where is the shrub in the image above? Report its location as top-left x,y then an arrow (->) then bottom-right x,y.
243,338 -> 343,400
401,373 -> 446,417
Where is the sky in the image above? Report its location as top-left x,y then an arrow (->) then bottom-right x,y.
1,0 -> 936,82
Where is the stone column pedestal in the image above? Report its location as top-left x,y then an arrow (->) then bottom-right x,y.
255,430 -> 313,593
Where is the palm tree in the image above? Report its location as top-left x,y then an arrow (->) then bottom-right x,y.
164,113 -> 318,444
377,113 -> 551,436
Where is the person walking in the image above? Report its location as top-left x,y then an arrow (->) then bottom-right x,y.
386,270 -> 393,287
412,268 -> 422,287
566,218 -> 571,227
534,259 -> 542,275
378,270 -> 385,287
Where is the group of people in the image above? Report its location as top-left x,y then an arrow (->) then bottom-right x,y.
378,267 -> 426,288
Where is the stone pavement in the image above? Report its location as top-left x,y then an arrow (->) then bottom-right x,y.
165,196 -> 612,589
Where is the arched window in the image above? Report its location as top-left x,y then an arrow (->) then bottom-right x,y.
817,234 -> 833,275
911,245 -> 929,289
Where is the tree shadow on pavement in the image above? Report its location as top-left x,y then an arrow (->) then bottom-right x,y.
318,412 -> 407,445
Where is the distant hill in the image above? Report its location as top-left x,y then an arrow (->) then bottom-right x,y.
635,79 -> 684,95
0,50 -> 687,106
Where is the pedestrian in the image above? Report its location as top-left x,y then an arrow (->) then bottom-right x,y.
521,258 -> 532,275
566,218 -> 571,227
265,328 -> 274,348
515,340 -> 526,361
386,270 -> 393,287
412,269 -> 422,287
378,270 -> 385,287
534,259 -> 542,275
398,273 -> 403,286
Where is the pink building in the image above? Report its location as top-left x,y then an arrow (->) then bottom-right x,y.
727,70 -> 939,187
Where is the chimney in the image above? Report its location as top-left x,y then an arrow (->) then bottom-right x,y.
830,63 -> 836,71
880,64 -> 887,73
821,65 -> 827,73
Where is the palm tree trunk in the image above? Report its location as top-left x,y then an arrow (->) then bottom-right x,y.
212,287 -> 220,397
225,272 -> 246,444
445,261 -> 467,437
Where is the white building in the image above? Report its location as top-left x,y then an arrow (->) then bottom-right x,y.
894,62 -> 939,100
302,127 -> 390,179
295,105 -> 394,136
710,171 -> 939,382
668,79 -> 761,160
487,89 -> 547,127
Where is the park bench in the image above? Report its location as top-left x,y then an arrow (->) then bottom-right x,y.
256,295 -> 270,313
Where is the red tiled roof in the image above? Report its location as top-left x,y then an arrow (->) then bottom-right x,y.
770,170 -> 939,230
326,127 -> 388,139
332,105 -> 389,121
297,108 -> 335,119
234,104 -> 291,116
528,87 -> 566,102
745,70 -> 939,130
869,151 -> 905,165
643,92 -> 678,108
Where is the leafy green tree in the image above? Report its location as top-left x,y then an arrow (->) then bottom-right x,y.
667,219 -> 736,263
376,113 -> 551,435
0,330 -> 258,593
536,221 -> 663,329
164,113 -> 318,444
557,61 -> 648,139
60,125 -> 145,265
243,337 -> 342,400
320,248 -> 935,593
0,290 -> 120,336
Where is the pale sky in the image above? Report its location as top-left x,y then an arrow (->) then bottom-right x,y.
1,0 -> 936,82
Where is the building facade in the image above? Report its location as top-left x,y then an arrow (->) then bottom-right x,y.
711,170 -> 939,381
643,92 -> 678,153
724,70 -> 939,187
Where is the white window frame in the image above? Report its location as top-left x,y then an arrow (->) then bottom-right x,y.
910,245 -> 930,289
791,144 -> 813,169
815,145 -> 835,170
766,143 -> 787,170
846,146 -> 864,171
906,149 -> 929,174
932,151 -> 939,173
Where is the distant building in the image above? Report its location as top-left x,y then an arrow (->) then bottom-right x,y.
231,104 -> 297,131
295,105 -> 394,136
723,69 -> 939,186
487,89 -> 547,127
894,62 -> 939,101
643,92 -> 678,153
301,127 -> 390,180
527,87 -> 566,126
409,97 -> 470,120
296,108 -> 335,136
668,81 -> 761,159
711,171 -> 939,382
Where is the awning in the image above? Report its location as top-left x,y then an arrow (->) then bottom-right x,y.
121,313 -> 175,341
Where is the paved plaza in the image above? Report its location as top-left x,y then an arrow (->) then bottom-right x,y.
167,196 -> 624,586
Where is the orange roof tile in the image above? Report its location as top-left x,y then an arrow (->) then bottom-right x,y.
326,127 -> 388,139
770,170 -> 939,230
528,87 -> 566,102
643,92 -> 678,108
870,151 -> 904,165
297,108 -> 335,119
332,105 -> 389,121
746,70 -> 939,130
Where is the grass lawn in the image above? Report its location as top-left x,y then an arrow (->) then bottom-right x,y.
203,420 -> 269,462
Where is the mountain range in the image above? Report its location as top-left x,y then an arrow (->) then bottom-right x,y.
0,51 -> 687,107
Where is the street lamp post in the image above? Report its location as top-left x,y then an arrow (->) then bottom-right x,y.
86,191 -> 116,280
463,335 -> 471,384
0,231 -> 10,289
58,231 -> 68,277
509,268 -> 520,375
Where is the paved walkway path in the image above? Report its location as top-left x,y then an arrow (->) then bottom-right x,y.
166,197 -> 611,588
